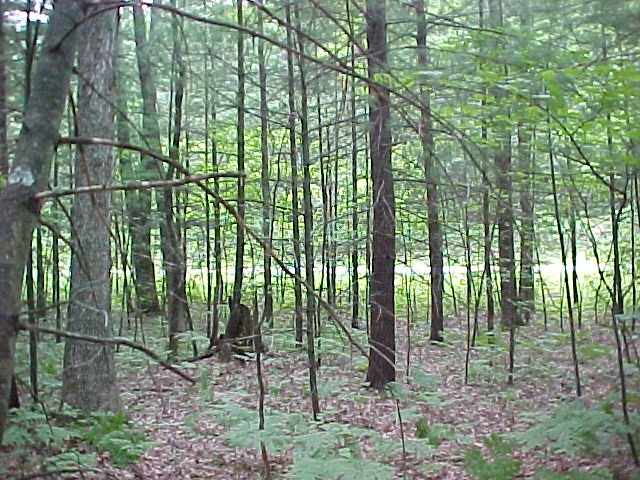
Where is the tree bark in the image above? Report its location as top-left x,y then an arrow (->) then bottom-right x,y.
487,0 -> 519,329
228,0 -> 247,334
518,126 -> 535,323
294,4 -> 320,419
62,5 -> 120,412
0,0 -> 8,179
0,0 -> 87,442
285,4 -> 304,346
133,4 -> 187,355
365,0 -> 396,388
127,6 -> 161,314
415,0 -> 444,343
257,6 -> 273,328
162,0 -> 189,356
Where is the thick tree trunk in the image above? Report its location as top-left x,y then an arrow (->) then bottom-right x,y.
0,0 -> 87,442
62,6 -> 120,412
133,4 -> 187,354
365,0 -> 396,389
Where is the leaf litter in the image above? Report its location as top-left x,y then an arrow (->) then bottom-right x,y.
3,314 -> 638,479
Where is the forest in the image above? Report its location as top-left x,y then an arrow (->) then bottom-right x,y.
0,0 -> 639,478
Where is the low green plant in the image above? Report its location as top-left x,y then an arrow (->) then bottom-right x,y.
3,408 -> 78,450
414,418 -> 455,446
3,406 -> 153,472
78,410 -> 155,467
463,434 -> 522,480
191,399 -> 394,479
513,399 -> 634,457
534,468 -> 614,480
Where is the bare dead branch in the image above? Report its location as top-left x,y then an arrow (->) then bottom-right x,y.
19,323 -> 196,384
35,172 -> 241,201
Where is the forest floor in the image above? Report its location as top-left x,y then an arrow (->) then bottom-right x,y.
3,312 -> 639,479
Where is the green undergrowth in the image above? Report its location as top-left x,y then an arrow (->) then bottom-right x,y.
6,335 -> 155,477
2,407 -> 154,477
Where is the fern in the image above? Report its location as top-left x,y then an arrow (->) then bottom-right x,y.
463,434 -> 522,480
287,456 -> 393,480
513,399 -> 633,457
79,410 -> 155,467
535,467 -> 613,480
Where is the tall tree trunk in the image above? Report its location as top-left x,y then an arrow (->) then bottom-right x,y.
163,0 -> 189,356
62,6 -> 120,412
294,5 -> 320,419
347,2 -> 360,328
127,6 -> 160,314
549,132 -> 582,397
487,0 -> 519,329
609,174 -> 624,317
365,0 -> 396,389
285,5 -> 304,346
212,99 -> 224,344
227,0 -> 247,340
257,6 -> 273,329
482,175 -> 495,331
518,126 -> 535,323
133,4 -> 186,355
0,0 -> 87,442
415,0 -> 444,343
0,0 -> 7,179
479,0 -> 495,331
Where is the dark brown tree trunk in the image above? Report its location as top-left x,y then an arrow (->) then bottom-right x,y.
415,0 -> 444,343
609,174 -> 624,317
0,0 -> 88,441
365,0 -> 396,389
347,5 -> 360,328
228,0 -> 247,335
128,6 -> 161,314
478,0 -> 495,332
211,99 -> 223,344
487,0 -> 519,329
162,0 -> 189,356
482,176 -> 495,331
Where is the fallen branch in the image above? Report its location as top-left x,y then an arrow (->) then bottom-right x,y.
19,323 -> 196,384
